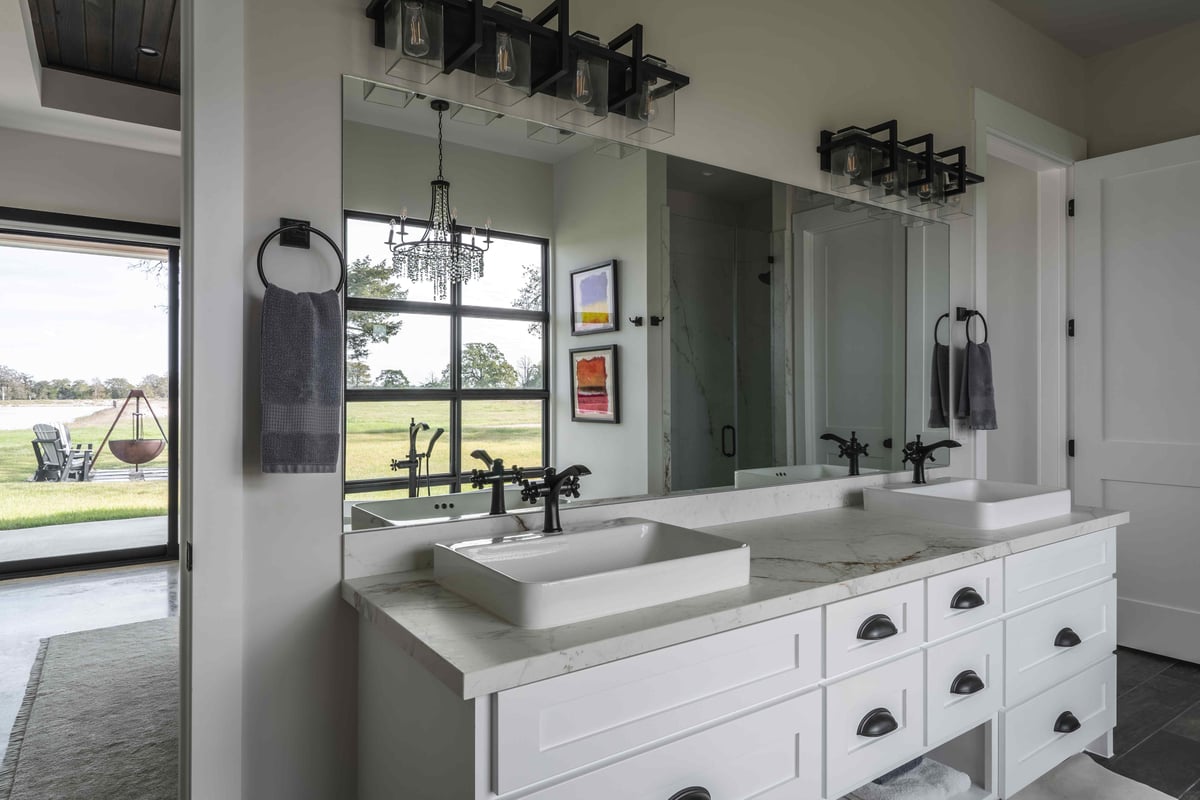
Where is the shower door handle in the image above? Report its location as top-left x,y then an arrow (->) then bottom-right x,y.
721,425 -> 737,458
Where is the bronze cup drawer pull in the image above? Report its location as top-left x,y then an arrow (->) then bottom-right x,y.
857,614 -> 899,640
857,707 -> 899,738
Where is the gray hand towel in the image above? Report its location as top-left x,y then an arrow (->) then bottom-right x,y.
260,285 -> 342,473
954,341 -> 997,431
928,343 -> 950,428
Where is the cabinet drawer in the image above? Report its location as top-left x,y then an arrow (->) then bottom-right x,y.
521,691 -> 821,800
1001,656 -> 1116,798
825,651 -> 925,800
925,560 -> 1003,642
926,622 -> 1003,746
825,581 -> 924,678
1005,529 -> 1116,611
1005,579 -> 1116,705
495,610 -> 822,794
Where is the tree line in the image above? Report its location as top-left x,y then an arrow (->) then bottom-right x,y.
0,365 -> 168,401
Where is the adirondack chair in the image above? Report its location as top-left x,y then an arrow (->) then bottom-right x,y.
30,423 -> 93,482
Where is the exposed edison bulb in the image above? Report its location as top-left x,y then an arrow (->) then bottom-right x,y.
495,31 -> 515,82
843,149 -> 861,178
402,1 -> 430,58
572,58 -> 593,104
917,181 -> 933,200
636,81 -> 657,122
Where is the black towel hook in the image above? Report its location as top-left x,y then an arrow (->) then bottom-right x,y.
257,221 -> 346,293
934,312 -> 949,346
956,306 -> 989,344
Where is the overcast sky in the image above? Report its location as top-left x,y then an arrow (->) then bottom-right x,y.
0,245 -> 169,382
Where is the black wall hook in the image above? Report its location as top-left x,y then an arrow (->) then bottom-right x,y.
628,316 -> 644,327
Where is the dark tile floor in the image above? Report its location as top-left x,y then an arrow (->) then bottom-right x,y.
1093,647 -> 1200,798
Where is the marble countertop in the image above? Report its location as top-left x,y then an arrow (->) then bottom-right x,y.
342,504 -> 1128,699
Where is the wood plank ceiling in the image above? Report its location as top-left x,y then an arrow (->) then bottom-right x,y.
26,0 -> 181,94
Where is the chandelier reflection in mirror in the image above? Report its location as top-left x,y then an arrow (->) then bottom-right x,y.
387,99 -> 492,300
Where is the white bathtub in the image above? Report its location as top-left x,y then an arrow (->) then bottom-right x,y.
733,463 -> 881,489
350,486 -> 539,530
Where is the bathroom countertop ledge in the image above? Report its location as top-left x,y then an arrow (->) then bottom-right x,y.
342,504 -> 1127,699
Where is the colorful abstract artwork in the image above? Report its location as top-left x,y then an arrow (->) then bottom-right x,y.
570,345 -> 619,423
570,260 -> 618,335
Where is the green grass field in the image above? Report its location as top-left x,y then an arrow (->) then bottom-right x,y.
0,404 -> 170,530
345,399 -> 543,486
0,399 -> 542,528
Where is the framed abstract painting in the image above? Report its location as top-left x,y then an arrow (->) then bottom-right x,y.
570,260 -> 618,335
569,344 -> 619,423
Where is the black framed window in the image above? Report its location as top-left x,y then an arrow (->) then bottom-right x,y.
343,211 -> 549,498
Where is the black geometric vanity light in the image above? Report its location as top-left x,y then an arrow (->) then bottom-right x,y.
818,121 -> 984,216
364,0 -> 690,140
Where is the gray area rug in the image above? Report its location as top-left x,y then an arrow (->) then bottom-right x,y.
0,618 -> 178,800
1014,753 -> 1173,800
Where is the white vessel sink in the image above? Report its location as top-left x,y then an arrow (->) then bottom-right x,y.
433,518 -> 750,628
862,479 -> 1072,529
735,463 -> 881,488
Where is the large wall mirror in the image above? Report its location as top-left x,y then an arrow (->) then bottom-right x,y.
341,76 -> 952,530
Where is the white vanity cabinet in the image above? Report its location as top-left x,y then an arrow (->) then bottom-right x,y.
358,528 -> 1119,800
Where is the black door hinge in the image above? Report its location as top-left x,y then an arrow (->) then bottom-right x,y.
1068,319 -> 1075,337
1068,199 -> 1075,217
1068,439 -> 1076,458
186,542 -> 193,571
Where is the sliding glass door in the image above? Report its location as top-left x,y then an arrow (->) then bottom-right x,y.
0,215 -> 180,577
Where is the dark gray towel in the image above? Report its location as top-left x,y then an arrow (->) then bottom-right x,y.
260,286 -> 342,473
955,341 -> 998,431
928,343 -> 950,428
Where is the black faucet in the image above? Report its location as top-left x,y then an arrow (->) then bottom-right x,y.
389,418 -> 444,497
519,465 -> 591,533
901,435 -> 961,484
469,449 -> 524,515
820,431 -> 870,476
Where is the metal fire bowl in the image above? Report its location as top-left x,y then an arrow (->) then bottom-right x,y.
109,439 -> 166,465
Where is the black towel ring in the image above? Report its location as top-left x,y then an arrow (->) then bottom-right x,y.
934,312 -> 949,346
257,222 -> 346,293
965,311 -> 989,344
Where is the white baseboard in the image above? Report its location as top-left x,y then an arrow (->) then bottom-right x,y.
1118,597 -> 1200,663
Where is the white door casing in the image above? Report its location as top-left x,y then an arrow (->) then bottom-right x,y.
1071,133 -> 1200,662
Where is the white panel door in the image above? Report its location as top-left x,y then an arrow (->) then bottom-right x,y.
806,214 -> 906,471
1072,134 -> 1200,662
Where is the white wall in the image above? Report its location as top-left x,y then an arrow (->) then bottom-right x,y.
0,126 -> 180,225
188,1 -> 1088,796
552,147 -> 653,500
343,121 -> 553,237
1086,19 -> 1200,157
985,156 -> 1039,482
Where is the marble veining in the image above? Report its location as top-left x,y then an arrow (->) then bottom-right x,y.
343,503 -> 1127,699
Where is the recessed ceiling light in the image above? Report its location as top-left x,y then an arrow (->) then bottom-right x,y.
137,45 -> 160,57
701,170 -> 714,177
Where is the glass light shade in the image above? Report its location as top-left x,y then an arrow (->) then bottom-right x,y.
363,81 -> 415,108
557,36 -> 609,127
474,5 -> 532,107
449,103 -> 502,126
829,127 -> 875,196
527,122 -> 575,144
869,147 -> 909,205
385,0 -> 444,85
624,60 -> 676,144
908,153 -> 946,212
594,140 -> 641,159
938,190 -> 974,220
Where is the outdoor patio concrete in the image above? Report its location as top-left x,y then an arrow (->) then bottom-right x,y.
0,516 -> 168,562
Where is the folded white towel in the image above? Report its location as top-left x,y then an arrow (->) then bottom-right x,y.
849,758 -> 972,800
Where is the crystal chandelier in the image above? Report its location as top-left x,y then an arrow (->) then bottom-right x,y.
387,99 -> 492,300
